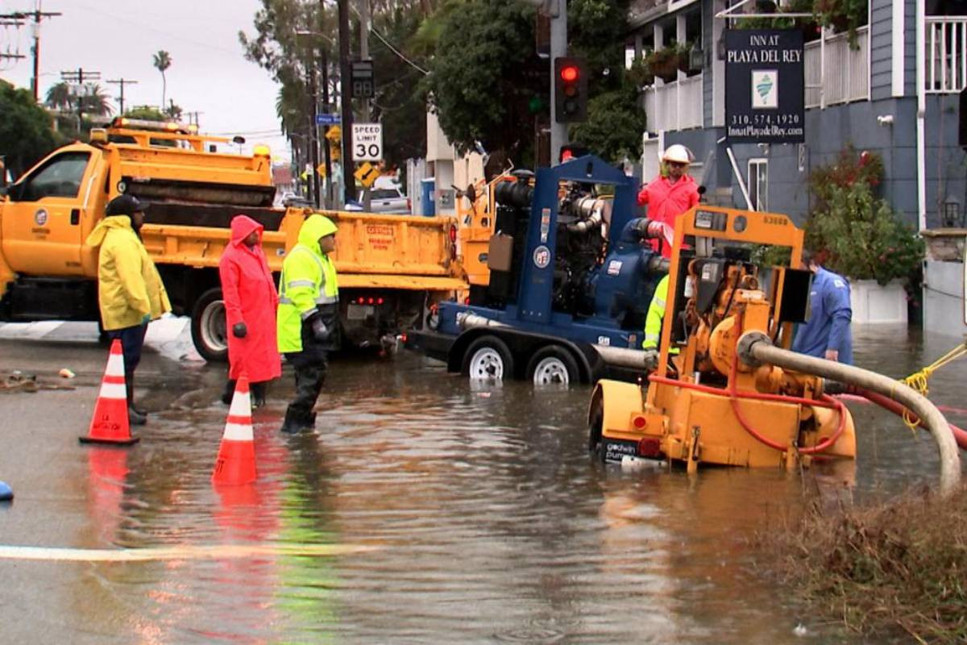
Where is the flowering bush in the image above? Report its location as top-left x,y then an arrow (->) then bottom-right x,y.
805,148 -> 924,286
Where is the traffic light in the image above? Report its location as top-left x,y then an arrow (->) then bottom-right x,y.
554,57 -> 587,122
559,144 -> 589,163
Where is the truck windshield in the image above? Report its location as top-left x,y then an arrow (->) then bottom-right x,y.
13,152 -> 91,202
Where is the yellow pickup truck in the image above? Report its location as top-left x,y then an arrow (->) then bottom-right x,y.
0,118 -> 467,361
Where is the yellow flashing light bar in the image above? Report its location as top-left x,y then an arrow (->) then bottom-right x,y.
109,117 -> 193,133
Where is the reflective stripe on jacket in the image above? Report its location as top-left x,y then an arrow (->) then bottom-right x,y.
277,217 -> 340,354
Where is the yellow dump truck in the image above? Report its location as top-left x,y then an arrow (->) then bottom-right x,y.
0,118 -> 467,361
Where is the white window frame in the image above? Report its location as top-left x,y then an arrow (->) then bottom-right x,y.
748,158 -> 768,212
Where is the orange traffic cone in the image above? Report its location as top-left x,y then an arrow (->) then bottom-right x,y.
80,339 -> 139,446
212,376 -> 257,485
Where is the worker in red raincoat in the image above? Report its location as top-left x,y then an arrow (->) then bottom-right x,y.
637,144 -> 700,258
218,214 -> 281,407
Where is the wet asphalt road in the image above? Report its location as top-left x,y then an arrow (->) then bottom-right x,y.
0,320 -> 965,644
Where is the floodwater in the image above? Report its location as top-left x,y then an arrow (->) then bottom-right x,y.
1,323 -> 965,644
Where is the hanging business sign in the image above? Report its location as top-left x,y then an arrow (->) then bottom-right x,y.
725,29 -> 805,144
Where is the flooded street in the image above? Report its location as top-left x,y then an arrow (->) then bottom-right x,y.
1,322 -> 965,643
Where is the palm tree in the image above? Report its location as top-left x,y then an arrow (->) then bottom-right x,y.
152,50 -> 172,109
45,82 -> 73,112
45,81 -> 112,116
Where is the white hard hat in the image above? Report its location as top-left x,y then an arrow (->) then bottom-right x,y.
662,144 -> 693,164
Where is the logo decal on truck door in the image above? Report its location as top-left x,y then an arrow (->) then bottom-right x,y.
34,209 -> 48,226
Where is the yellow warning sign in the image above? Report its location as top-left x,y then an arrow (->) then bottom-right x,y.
316,164 -> 327,177
353,161 -> 379,188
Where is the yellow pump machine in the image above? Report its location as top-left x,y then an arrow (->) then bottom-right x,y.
588,206 -> 857,471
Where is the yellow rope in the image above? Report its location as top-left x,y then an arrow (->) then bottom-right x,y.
898,343 -> 967,431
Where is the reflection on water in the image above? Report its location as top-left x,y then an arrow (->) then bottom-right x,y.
29,327 -> 967,641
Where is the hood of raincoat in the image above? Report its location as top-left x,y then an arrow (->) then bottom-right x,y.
230,214 -> 263,247
297,214 -> 338,254
85,215 -> 134,247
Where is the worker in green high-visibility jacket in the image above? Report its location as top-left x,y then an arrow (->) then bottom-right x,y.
277,214 -> 340,434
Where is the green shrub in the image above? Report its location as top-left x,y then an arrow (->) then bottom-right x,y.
805,148 -> 923,287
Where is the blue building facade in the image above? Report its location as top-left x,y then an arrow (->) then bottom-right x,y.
627,0 -> 966,231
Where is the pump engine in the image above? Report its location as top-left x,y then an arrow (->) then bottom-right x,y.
481,171 -> 667,331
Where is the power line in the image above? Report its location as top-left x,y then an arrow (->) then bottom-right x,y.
0,7 -> 62,101
106,77 -> 138,114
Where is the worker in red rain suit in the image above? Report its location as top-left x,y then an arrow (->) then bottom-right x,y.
218,214 -> 281,407
636,144 -> 700,258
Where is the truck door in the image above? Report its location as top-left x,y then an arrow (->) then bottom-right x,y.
1,150 -> 95,276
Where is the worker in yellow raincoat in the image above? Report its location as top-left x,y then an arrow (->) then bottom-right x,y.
85,194 -> 171,424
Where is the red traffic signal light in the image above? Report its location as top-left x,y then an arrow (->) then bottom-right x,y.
554,57 -> 587,123
559,65 -> 579,84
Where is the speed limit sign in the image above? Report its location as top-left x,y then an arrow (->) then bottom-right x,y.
352,123 -> 383,162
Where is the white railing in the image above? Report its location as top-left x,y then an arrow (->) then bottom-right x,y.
642,74 -> 704,132
805,26 -> 870,108
926,17 -> 967,93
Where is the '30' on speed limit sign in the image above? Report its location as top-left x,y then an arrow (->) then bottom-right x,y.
351,123 -> 383,162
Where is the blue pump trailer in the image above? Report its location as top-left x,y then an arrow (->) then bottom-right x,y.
404,155 -> 669,385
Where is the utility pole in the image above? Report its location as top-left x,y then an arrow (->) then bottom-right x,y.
358,0 -> 372,210
1,9 -> 62,101
321,48 -> 334,208
106,78 -> 138,115
305,56 -> 320,208
61,68 -> 101,129
548,0 -> 567,165
338,0 -> 356,204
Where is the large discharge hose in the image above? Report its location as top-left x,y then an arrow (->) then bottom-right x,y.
737,332 -> 961,498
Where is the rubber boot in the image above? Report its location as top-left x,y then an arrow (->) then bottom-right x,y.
126,373 -> 147,425
280,407 -> 304,434
221,379 -> 237,405
306,411 -> 317,428
251,382 -> 267,409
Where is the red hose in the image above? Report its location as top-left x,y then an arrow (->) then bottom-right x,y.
849,386 -> 967,451
647,311 -> 847,457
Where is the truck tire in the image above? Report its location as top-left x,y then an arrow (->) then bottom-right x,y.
191,287 -> 228,363
527,345 -> 579,386
462,335 -> 514,381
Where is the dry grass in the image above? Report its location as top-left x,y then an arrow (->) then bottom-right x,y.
758,485 -> 967,643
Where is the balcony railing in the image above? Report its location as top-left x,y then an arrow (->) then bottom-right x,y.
641,74 -> 704,132
926,16 -> 967,93
804,26 -> 870,108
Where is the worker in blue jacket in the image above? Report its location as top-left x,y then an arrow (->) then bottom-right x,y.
792,249 -> 854,364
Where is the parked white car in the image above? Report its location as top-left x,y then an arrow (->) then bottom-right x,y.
368,186 -> 410,214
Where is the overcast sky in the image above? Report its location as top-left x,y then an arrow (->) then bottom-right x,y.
0,0 -> 287,159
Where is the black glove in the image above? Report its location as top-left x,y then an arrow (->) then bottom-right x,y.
309,315 -> 330,342
232,322 -> 247,338
642,348 -> 660,372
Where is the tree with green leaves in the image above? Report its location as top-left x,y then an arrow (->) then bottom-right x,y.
153,50 -> 172,109
422,0 -> 543,165
239,0 -> 432,169
0,81 -> 58,179
45,81 -> 113,116
423,0 -> 641,166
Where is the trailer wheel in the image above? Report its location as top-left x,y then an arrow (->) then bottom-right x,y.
527,346 -> 579,386
462,336 -> 514,381
191,287 -> 228,363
